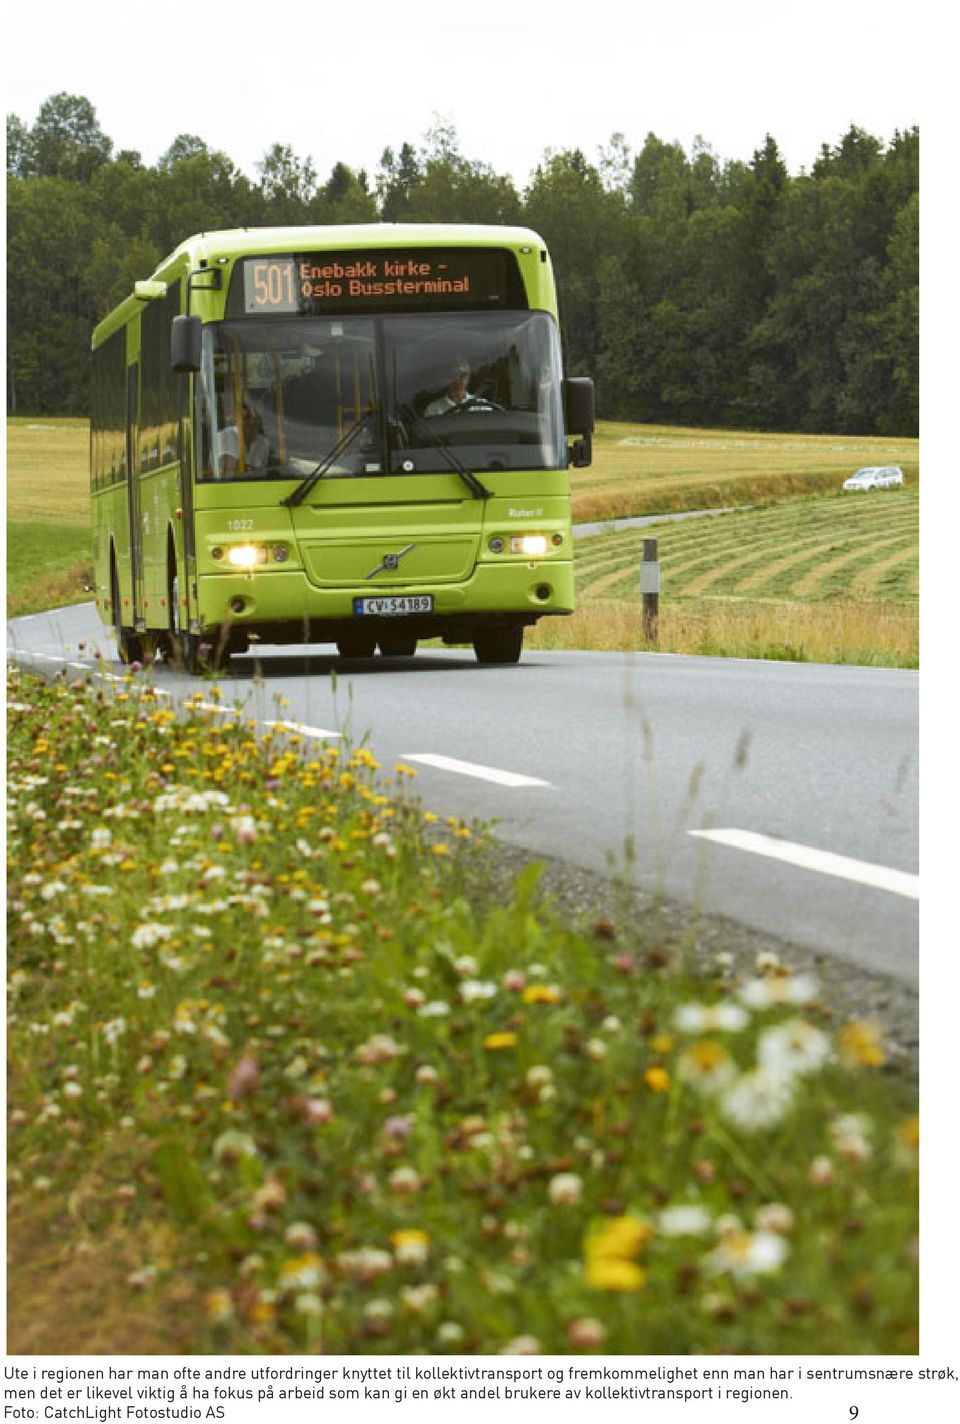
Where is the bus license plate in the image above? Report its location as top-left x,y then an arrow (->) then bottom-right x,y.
353,595 -> 433,617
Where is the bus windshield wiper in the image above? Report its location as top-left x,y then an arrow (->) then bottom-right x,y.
281,415 -> 371,508
398,404 -> 491,500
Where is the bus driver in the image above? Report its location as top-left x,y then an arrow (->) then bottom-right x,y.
425,360 -> 495,416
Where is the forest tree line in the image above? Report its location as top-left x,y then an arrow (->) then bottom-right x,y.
7,94 -> 918,434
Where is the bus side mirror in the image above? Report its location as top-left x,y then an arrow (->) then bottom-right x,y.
564,376 -> 595,468
171,315 -> 202,374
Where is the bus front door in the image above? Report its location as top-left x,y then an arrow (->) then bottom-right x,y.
125,362 -> 145,631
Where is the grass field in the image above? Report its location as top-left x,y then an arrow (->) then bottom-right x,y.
6,416 -> 919,663
526,488 -> 919,667
573,423 -> 920,525
6,417 -> 90,525
7,667 -> 918,1354
7,522 -> 94,616
577,493 -> 918,606
6,419 -> 94,615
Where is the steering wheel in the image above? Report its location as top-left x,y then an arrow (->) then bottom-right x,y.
452,395 -> 505,414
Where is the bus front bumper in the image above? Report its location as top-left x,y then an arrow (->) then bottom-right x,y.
194,561 -> 575,642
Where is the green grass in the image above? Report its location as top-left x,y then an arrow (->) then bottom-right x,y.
6,418 -> 94,616
7,667 -> 918,1355
7,521 -> 94,615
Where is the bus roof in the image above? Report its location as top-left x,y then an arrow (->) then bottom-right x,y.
161,223 -> 548,269
93,223 -> 551,348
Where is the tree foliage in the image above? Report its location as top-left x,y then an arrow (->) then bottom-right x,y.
6,98 -> 918,435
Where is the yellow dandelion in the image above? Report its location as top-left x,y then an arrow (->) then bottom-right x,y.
838,1020 -> 886,1068
391,1228 -> 430,1250
644,1066 -> 672,1093
432,843 -> 450,857
588,1215 -> 655,1261
585,1257 -> 647,1292
483,1032 -> 519,1051
522,984 -> 561,1005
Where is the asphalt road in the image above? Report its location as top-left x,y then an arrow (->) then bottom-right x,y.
8,603 -> 919,985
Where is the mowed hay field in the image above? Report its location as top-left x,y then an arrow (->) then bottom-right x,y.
528,490 -> 919,666
556,422 -> 918,667
7,417 -> 919,663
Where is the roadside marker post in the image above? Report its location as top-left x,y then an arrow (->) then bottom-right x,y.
641,537 -> 660,642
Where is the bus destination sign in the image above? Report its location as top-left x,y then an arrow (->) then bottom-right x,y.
232,249 -> 527,316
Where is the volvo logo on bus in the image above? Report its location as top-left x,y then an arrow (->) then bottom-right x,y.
366,543 -> 416,579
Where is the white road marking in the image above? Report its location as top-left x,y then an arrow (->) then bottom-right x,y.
263,719 -> 341,740
689,828 -> 919,900
401,752 -> 551,789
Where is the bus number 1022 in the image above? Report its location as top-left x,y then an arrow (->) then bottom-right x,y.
251,261 -> 296,308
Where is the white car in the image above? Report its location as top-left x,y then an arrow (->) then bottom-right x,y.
843,465 -> 905,491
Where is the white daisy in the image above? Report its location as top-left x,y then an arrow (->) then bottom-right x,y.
705,1228 -> 789,1278
738,973 -> 820,1010
673,1002 -> 750,1033
721,1067 -> 795,1131
757,1019 -> 832,1079
657,1205 -> 713,1237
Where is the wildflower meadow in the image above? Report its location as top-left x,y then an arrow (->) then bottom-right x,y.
7,665 -> 918,1354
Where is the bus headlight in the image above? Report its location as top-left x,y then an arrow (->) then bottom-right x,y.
510,534 -> 549,557
226,544 -> 268,568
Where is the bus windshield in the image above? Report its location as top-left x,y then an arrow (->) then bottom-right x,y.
197,313 -> 564,482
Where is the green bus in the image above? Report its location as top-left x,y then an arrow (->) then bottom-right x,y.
90,223 -> 594,670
